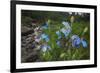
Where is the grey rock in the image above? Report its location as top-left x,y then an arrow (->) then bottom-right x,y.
21,26 -> 34,36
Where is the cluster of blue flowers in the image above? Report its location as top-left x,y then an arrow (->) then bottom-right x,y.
33,20 -> 88,52
40,22 -> 51,52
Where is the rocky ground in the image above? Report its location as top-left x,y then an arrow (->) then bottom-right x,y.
21,26 -> 41,63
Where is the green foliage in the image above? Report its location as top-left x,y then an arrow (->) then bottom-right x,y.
40,51 -> 53,61
40,20 -> 90,61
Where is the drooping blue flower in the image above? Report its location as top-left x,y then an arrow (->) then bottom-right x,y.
41,33 -> 49,42
56,31 -> 62,39
71,35 -> 81,48
60,28 -> 71,37
41,22 -> 48,29
81,39 -> 88,48
71,35 -> 78,40
41,44 -> 51,52
62,21 -> 71,29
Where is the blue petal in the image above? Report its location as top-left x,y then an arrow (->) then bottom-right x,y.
71,35 -> 78,40
56,40 -> 61,47
73,39 -> 81,48
76,38 -> 81,45
71,35 -> 81,48
41,45 -> 51,52
41,34 -> 47,39
56,31 -> 61,36
45,37 -> 50,42
56,31 -> 62,39
62,21 -> 71,29
60,28 -> 71,37
41,33 -> 49,42
73,40 -> 80,48
81,39 -> 87,48
41,45 -> 47,52
47,46 -> 51,50
41,22 -> 48,29
65,29 -> 71,37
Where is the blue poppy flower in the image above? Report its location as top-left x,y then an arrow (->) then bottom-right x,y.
41,33 -> 49,42
41,22 -> 48,29
71,35 -> 81,48
56,31 -> 62,39
81,39 -> 87,48
60,28 -> 71,37
41,44 -> 51,52
62,21 -> 71,29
